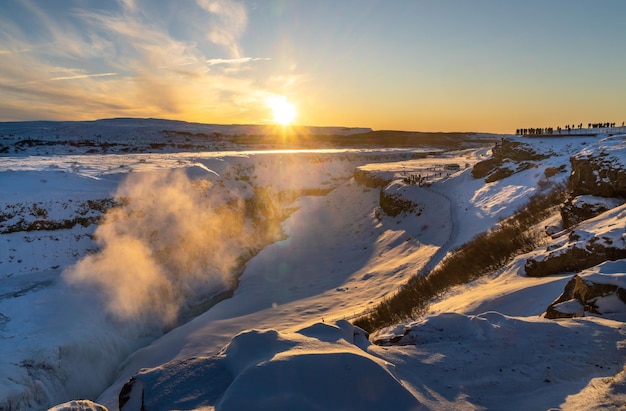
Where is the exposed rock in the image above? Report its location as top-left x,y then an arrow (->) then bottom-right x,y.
484,163 -> 515,183
471,157 -> 502,179
544,274 -> 626,319
492,138 -> 551,162
525,204 -> 626,277
372,327 -> 413,346
544,164 -> 567,178
379,182 -> 421,217
525,237 -> 626,277
560,195 -> 624,229
472,138 -> 548,182
353,167 -> 392,188
119,377 -> 148,411
569,136 -> 626,198
0,198 -> 118,234
545,299 -> 585,319
544,223 -> 563,237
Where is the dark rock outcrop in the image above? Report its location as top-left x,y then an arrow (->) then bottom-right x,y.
569,137 -> 626,198
472,138 -> 548,182
525,238 -> 626,278
354,167 -> 392,188
379,183 -> 421,217
545,274 -> 626,319
492,138 -> 551,162
471,157 -> 503,179
560,195 -> 624,229
526,203 -> 626,277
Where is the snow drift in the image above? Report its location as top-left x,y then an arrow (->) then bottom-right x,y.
118,321 -> 421,411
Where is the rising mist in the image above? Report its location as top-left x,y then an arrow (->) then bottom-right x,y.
63,169 -> 255,327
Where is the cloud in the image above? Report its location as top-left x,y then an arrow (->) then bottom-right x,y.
207,57 -> 270,66
50,72 -> 117,81
197,0 -> 248,58
118,0 -> 137,13
0,48 -> 30,55
0,0 -> 284,123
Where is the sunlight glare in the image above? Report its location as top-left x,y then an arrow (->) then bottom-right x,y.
268,96 -> 296,126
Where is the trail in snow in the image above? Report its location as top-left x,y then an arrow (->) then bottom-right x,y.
419,185 -> 457,274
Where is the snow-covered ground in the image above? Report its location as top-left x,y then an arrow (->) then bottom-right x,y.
0,136 -> 445,409
1,125 -> 625,410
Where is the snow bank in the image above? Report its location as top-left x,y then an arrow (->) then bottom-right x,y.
119,310 -> 626,411
48,400 -> 109,411
368,311 -> 626,410
119,321 -> 421,411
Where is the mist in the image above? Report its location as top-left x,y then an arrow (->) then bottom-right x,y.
63,169 -> 252,327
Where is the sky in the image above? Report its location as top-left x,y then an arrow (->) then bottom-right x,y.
1,0 -> 625,133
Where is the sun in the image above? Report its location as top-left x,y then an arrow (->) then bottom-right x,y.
268,96 -> 296,126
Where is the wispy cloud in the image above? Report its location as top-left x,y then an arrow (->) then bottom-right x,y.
0,48 -> 30,55
197,0 -> 248,58
50,72 -> 117,81
118,0 -> 138,13
0,0 -> 287,123
206,57 -> 270,66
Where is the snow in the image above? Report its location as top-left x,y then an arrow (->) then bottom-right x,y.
368,312 -> 625,410
127,321 -> 419,411
551,299 -> 585,316
48,400 -> 108,411
575,135 -> 626,161
572,195 -> 625,210
527,202 -> 626,264
1,126 -> 625,410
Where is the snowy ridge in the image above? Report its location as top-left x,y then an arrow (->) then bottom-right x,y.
118,321 -> 419,410
0,118 -> 372,139
0,118 -> 374,157
0,124 -> 625,410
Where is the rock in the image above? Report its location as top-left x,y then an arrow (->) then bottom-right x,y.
544,274 -> 626,319
379,182 -> 421,217
526,239 -> 626,278
472,157 -> 503,179
526,204 -> 626,277
560,195 -> 624,228
492,138 -> 551,162
354,167 -> 392,188
484,164 -> 515,183
545,299 -> 585,319
472,138 -> 547,182
544,223 -> 563,237
569,136 -> 626,198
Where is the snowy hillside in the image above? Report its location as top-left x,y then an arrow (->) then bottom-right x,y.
0,118 -> 374,156
1,122 -> 625,410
